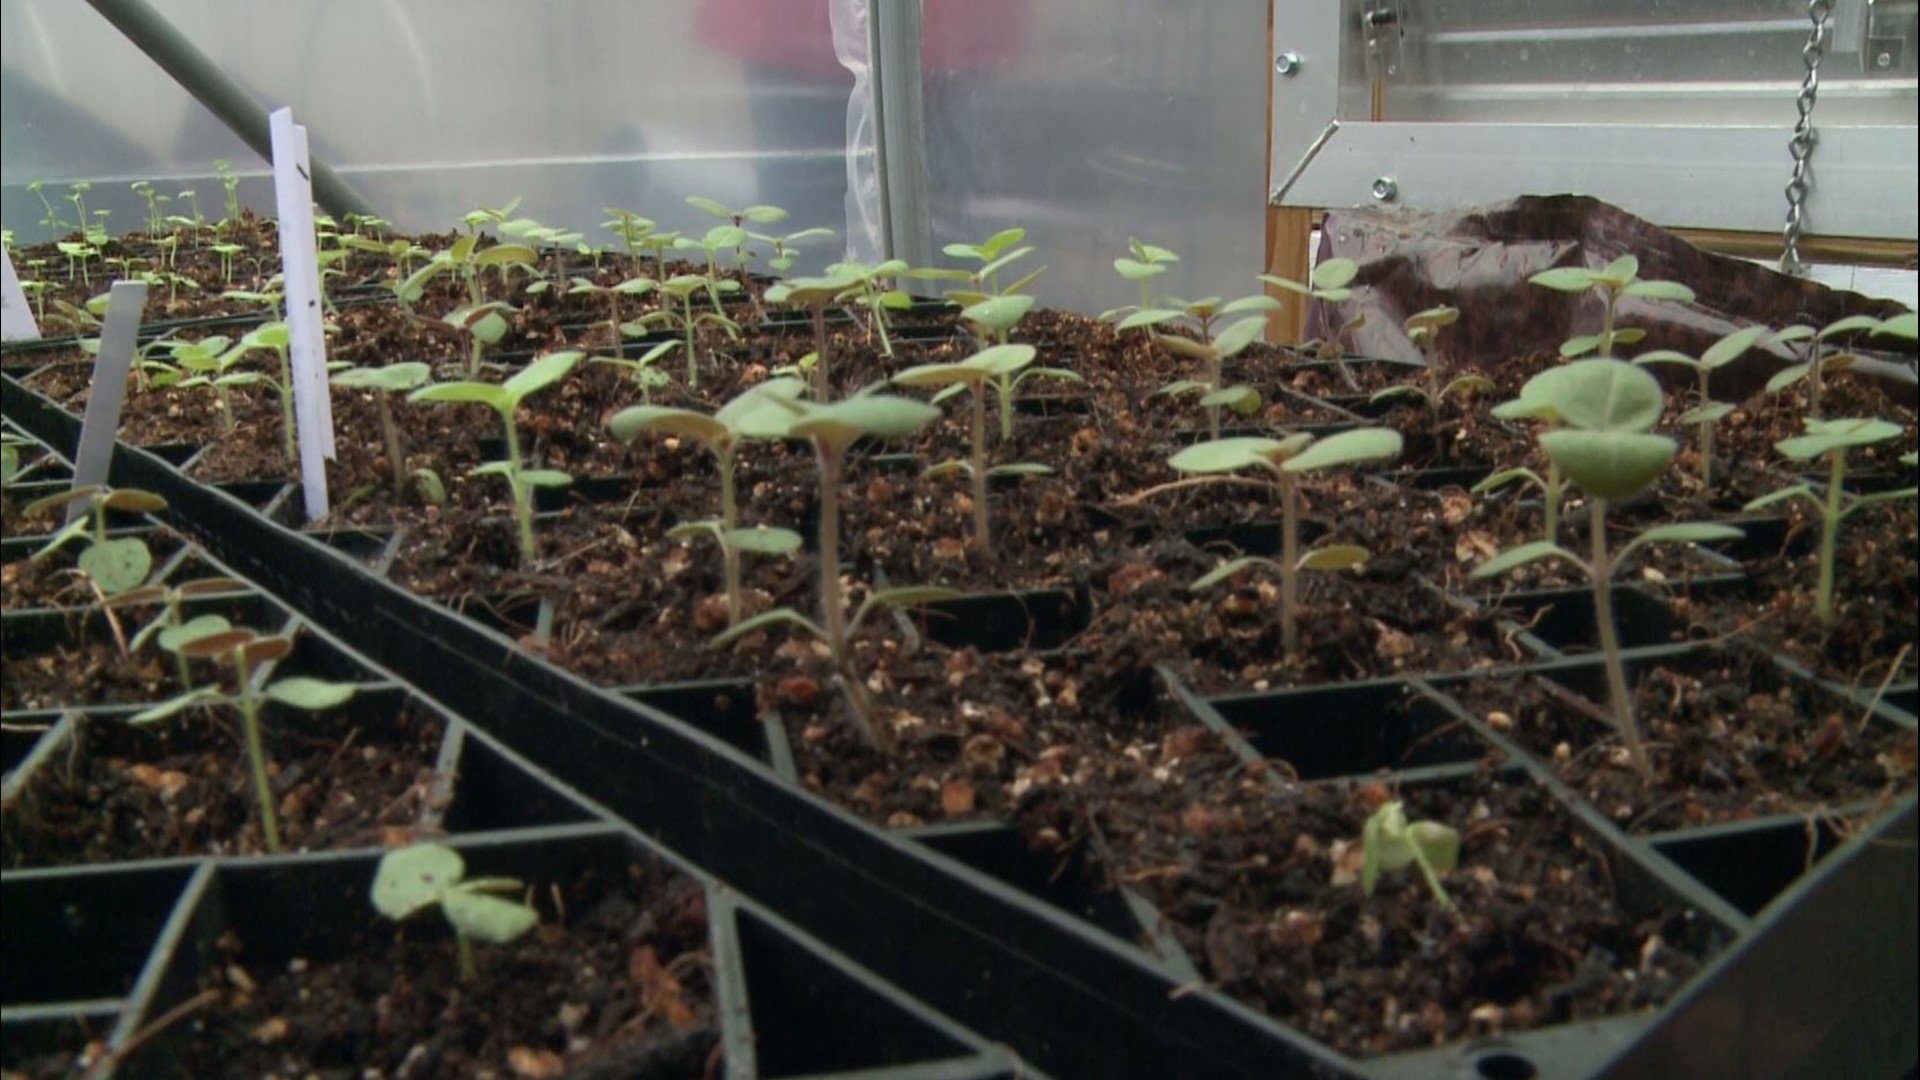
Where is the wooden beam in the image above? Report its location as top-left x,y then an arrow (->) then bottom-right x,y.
1671,228 -> 1918,268
1263,3 -> 1312,343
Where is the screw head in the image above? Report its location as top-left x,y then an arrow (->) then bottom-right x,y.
1875,51 -> 1893,69
1371,177 -> 1398,202
1275,52 -> 1303,76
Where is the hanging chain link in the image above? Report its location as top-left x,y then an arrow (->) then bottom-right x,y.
1781,0 -> 1832,276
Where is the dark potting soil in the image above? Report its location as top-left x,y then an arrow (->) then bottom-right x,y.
1,698 -> 446,869
1455,647 -> 1918,833
1026,732 -> 1706,1056
174,863 -> 719,1079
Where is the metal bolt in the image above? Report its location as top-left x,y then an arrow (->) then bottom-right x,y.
1371,177 -> 1398,202
1875,51 -> 1893,69
1269,186 -> 1284,206
1275,52 -> 1302,76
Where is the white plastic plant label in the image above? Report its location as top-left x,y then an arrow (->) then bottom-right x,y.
269,107 -> 336,521
1,248 -> 41,342
68,280 -> 148,523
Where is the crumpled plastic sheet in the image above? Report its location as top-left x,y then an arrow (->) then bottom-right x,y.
1311,194 -> 1917,402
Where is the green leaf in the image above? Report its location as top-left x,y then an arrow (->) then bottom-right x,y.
1158,335 -> 1217,362
1558,334 -> 1601,359
609,406 -> 728,447
710,606 -> 825,648
1218,295 -> 1281,317
332,362 -> 431,393
1529,267 -> 1599,292
721,525 -> 803,555
1283,428 -> 1403,473
517,469 -> 573,488
1775,417 -> 1904,460
1297,544 -> 1370,572
1767,325 -> 1817,346
265,677 -> 358,711
1155,379 -> 1210,399
1598,254 -> 1640,284
1701,324 -> 1769,368
1546,359 -> 1665,433
80,537 -> 152,594
1258,274 -> 1313,296
372,843 -> 465,921
1471,540 -> 1580,580
31,516 -> 94,561
1113,257 -> 1164,280
1623,280 -> 1696,302
1765,363 -> 1812,395
1212,316 -> 1268,359
1200,386 -> 1262,414
1818,313 -> 1883,339
1117,308 -> 1181,332
129,686 -> 227,725
23,486 -> 104,517
893,362 -> 981,389
922,460 -> 972,480
1678,402 -> 1736,425
1407,820 -> 1461,875
1406,305 -> 1460,332
1631,350 -> 1699,370
1441,374 -> 1495,398
414,469 -> 447,504
1191,555 -> 1280,591
1614,522 -> 1745,568
1539,430 -> 1676,499
1873,312 -> 1916,341
473,243 -> 538,269
1168,436 -> 1292,474
1743,484 -> 1818,512
1311,258 -> 1359,291
156,614 -> 233,654
971,343 -> 1038,377
961,294 -> 1036,333
788,396 -> 942,452
686,195 -> 732,218
501,350 -> 582,401
1471,467 -> 1545,495
977,245 -> 1036,283
410,380 -> 511,413
985,463 -> 1054,478
98,489 -> 169,514
442,887 -> 538,944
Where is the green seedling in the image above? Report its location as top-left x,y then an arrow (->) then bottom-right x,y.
757,225 -> 836,280
225,323 -> 301,462
130,180 -> 168,236
169,187 -> 206,242
688,195 -> 789,229
398,234 -> 539,310
342,233 -> 428,278
937,317 -> 1078,444
27,179 -> 69,236
1633,324 -> 1768,488
564,275 -> 656,359
1764,314 -> 1885,420
210,242 -> 245,286
1472,360 -> 1742,782
1100,237 -> 1182,331
331,362 -> 433,497
1529,254 -> 1695,359
462,195 -> 523,235
1474,367 -> 1578,545
498,216 -> 585,256
609,379 -> 808,626
132,625 -> 356,853
674,225 -> 751,310
766,269 -> 861,401
895,345 -> 1058,552
57,241 -> 98,287
1369,306 -> 1488,462
713,394 -> 956,749
372,843 -> 538,982
602,207 -> 654,257
960,292 -> 1034,351
213,159 -> 242,228
65,182 -> 91,237
1124,294 -> 1278,440
634,274 -> 742,387
27,486 -> 170,597
921,227 -> 1046,305
1744,417 -> 1918,624
443,300 -> 517,376
18,278 -> 50,323
634,228 -> 683,280
102,576 -> 250,686
589,340 -> 679,405
828,258 -> 911,356
1260,257 -> 1363,386
0,433 -> 30,485
1173,428 -> 1402,654
410,351 -> 582,565
1359,800 -> 1461,912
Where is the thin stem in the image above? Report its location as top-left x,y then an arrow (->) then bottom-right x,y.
610,294 -> 623,360
377,395 -> 405,496
996,377 -> 1015,444
1817,450 -> 1843,623
1206,356 -> 1222,441
1543,459 -> 1563,544
1599,286 -> 1619,358
233,654 -> 283,853
1808,340 -> 1824,419
811,302 -> 830,401
1590,499 -> 1653,782
1697,369 -> 1713,489
456,931 -> 476,982
720,446 -> 742,625
276,347 -> 296,465
1280,473 -> 1299,655
684,294 -> 698,384
167,598 -> 191,687
503,413 -> 537,566
971,385 -> 991,552
818,446 -> 847,665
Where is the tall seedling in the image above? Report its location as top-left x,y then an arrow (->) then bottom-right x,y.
1764,314 -> 1885,420
1260,257 -> 1363,387
1633,324 -> 1768,488
894,345 -> 1058,552
1472,360 -> 1742,781
26,486 -> 170,597
1172,429 -> 1403,654
1528,255 -> 1695,359
766,269 -> 861,401
330,363 -> 433,498
1123,295 -> 1277,440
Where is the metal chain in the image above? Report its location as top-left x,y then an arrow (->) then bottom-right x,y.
1781,0 -> 1832,276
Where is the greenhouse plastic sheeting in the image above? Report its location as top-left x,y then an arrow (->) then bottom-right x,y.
1312,194 -> 1917,399
1,0 -> 866,267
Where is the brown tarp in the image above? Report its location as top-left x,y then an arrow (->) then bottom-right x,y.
1311,194 -> 1916,400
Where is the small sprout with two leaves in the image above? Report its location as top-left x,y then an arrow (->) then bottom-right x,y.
1100,238 -> 1182,331
442,300 -> 517,376
461,195 -> 523,235
1260,257 -> 1363,387
829,258 -> 913,357
674,224 -> 752,308
398,233 -> 539,310
131,625 -> 357,853
212,159 -> 242,227
1124,294 -> 1278,440
601,207 -> 654,257
65,181 -> 92,237
1472,360 -> 1742,783
562,274 -> 656,359
1763,314 -> 1891,420
330,362 -> 433,498
1475,369 -> 1577,546
1529,254 -> 1695,360
757,225 -> 837,280
27,179 -> 69,236
1,433 -> 42,485
341,232 -> 429,278
712,393 -> 956,750
960,292 -> 1035,352
766,268 -> 863,401
1369,306 -> 1489,459
921,227 -> 1047,306
1743,417 -> 1918,625
131,180 -> 168,236
1633,324 -> 1769,488
937,321 -> 1079,445
100,575 -> 250,686
1358,800 -> 1461,913
371,842 -> 538,983
27,486 -> 169,597
688,195 -> 789,231
634,274 -> 742,387
609,379 -> 809,627
223,323 -> 302,463
590,340 -> 680,405
409,351 -> 582,566
894,345 -> 1063,553
1172,429 -> 1403,655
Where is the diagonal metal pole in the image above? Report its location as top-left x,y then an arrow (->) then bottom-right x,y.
83,0 -> 376,221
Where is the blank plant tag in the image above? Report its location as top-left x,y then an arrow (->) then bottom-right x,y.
1,248 -> 40,342
68,280 -> 148,524
270,107 -> 336,522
